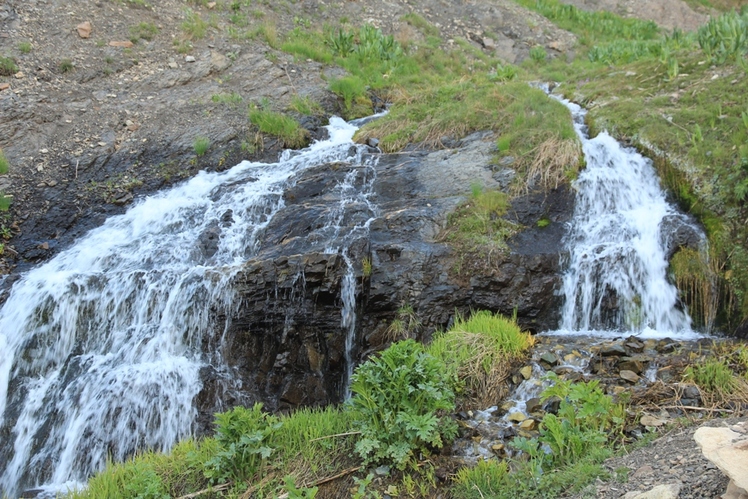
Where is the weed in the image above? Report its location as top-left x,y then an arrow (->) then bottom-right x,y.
0,56 -> 18,75
384,304 -> 421,342
17,41 -> 32,54
347,339 -> 458,470
529,45 -> 548,62
361,256 -> 373,277
173,39 -> 193,54
289,95 -> 323,116
182,9 -> 208,39
249,107 -> 309,148
129,22 -> 159,42
193,136 -> 211,156
211,92 -> 243,105
203,403 -> 281,483
0,148 -> 8,175
59,59 -> 74,73
537,217 -> 551,228
697,9 -> 748,64
684,359 -> 737,395
328,28 -> 355,56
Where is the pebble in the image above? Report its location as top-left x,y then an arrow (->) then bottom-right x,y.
185,55 -> 196,63
620,370 -> 640,383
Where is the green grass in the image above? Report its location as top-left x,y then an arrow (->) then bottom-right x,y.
0,55 -> 18,76
193,136 -> 210,156
428,310 -> 534,407
59,58 -> 74,73
129,22 -> 159,42
0,148 -> 8,175
17,41 -> 32,54
249,107 -> 310,148
288,95 -> 323,116
210,92 -> 243,105
181,9 -> 209,39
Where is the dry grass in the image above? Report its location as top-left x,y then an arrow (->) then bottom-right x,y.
517,137 -> 581,194
671,247 -> 720,331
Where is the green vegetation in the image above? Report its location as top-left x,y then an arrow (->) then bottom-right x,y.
384,303 -> 421,342
129,22 -> 160,43
443,183 -> 517,255
181,9 -> 209,39
193,136 -> 211,156
453,374 -> 624,498
0,148 -> 10,212
0,55 -> 18,76
684,344 -> 748,404
429,310 -> 534,406
59,58 -> 75,73
401,12 -> 440,38
211,92 -> 243,105
249,106 -> 310,148
347,339 -> 458,470
17,41 -> 32,54
289,94 -> 324,116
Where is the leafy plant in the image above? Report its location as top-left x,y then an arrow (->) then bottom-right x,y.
203,403 -> 282,483
282,475 -> 318,498
697,9 -> 748,64
193,136 -> 210,156
346,339 -> 458,470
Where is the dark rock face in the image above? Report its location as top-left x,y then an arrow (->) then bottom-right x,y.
198,134 -> 574,425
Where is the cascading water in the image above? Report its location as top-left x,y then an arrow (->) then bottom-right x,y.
553,95 -> 701,339
0,117 -> 376,497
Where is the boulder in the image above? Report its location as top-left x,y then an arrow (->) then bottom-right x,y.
622,483 -> 682,499
694,422 -> 748,498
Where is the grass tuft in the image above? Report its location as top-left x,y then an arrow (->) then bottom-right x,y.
59,58 -> 75,73
249,107 -> 310,148
0,55 -> 19,75
428,310 -> 534,407
193,136 -> 210,156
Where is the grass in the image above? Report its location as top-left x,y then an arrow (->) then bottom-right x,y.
193,136 -> 210,156
210,92 -> 243,105
248,106 -> 310,148
288,95 -> 323,116
0,148 -> 8,175
181,9 -> 209,39
401,12 -> 440,37
59,58 -> 75,73
428,310 -> 534,407
129,22 -> 159,42
0,55 -> 18,76
17,41 -> 32,54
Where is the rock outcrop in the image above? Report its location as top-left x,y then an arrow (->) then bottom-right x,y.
694,421 -> 748,499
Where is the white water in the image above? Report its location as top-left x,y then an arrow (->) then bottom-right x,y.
0,117 -> 375,497
552,96 -> 701,339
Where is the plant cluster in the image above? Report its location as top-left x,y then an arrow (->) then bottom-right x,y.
347,339 -> 458,470
697,8 -> 748,64
129,22 -> 160,43
0,55 -> 18,76
248,106 -> 310,148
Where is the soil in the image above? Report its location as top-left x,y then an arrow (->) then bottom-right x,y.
2,0 -> 738,497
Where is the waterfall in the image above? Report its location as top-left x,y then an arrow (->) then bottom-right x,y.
553,96 -> 701,339
0,117 -> 375,497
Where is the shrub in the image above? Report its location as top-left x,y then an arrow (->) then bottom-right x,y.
203,403 -> 282,483
346,339 -> 458,470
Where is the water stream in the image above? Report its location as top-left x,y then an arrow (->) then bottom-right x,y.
553,95 -> 701,339
0,117 -> 376,497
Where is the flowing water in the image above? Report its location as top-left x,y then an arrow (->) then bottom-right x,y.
0,117 -> 377,497
553,96 -> 701,339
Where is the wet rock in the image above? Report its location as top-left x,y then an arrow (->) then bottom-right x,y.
601,343 -> 628,356
519,419 -> 537,431
543,396 -> 561,414
539,351 -> 558,366
525,397 -> 542,414
520,365 -> 533,379
508,411 -> 527,423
